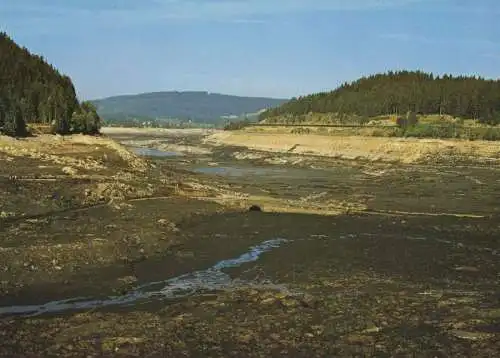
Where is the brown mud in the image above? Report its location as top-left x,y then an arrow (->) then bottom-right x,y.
0,129 -> 499,357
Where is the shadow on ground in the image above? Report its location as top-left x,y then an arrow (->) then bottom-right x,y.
1,211 -> 499,357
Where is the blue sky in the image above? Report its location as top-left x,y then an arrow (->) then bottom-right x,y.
2,0 -> 499,100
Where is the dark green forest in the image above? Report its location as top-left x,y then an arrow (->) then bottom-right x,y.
260,71 -> 500,125
0,32 -> 101,136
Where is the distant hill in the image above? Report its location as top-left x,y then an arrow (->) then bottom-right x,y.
92,91 -> 288,124
260,70 -> 500,125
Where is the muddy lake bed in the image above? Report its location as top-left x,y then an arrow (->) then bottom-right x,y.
0,129 -> 499,357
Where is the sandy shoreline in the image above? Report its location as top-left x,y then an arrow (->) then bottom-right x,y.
205,130 -> 500,164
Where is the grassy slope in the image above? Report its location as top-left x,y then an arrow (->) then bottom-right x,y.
258,113 -> 500,140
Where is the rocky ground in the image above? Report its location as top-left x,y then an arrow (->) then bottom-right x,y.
0,133 -> 229,301
0,129 -> 499,357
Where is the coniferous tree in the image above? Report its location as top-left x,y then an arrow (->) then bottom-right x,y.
70,101 -> 102,135
0,32 -> 101,136
260,70 -> 500,125
0,97 -> 8,130
3,105 -> 27,137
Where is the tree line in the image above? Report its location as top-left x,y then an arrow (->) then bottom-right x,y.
260,70 -> 500,125
0,32 -> 101,137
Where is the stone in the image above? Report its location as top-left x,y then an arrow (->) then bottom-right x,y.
299,294 -> 319,308
454,266 -> 480,272
260,297 -> 277,305
237,333 -> 254,344
117,275 -> 138,286
451,330 -> 494,341
62,166 -> 78,175
346,334 -> 374,344
362,324 -> 381,334
280,298 -> 299,308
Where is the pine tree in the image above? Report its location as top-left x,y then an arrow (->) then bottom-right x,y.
69,101 -> 102,135
260,70 -> 500,123
0,32 -> 99,136
3,105 -> 27,137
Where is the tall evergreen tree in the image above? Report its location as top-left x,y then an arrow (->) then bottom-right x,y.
3,105 -> 27,137
0,32 -> 101,136
260,70 -> 500,125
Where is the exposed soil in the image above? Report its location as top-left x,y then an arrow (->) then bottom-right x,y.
205,128 -> 500,164
0,129 -> 499,357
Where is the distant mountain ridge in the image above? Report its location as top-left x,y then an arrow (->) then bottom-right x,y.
92,91 -> 288,123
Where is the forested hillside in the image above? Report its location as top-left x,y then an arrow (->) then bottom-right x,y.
0,32 -> 100,136
92,91 -> 287,124
260,71 -> 500,125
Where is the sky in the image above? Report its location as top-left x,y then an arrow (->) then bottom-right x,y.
2,0 -> 500,100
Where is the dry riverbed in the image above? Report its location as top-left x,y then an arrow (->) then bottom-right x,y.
205,128 -> 500,165
0,129 -> 499,357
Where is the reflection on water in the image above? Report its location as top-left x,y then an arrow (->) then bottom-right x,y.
0,238 -> 290,318
131,147 -> 183,157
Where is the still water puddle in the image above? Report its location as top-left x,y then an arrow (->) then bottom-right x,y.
0,238 -> 290,318
192,162 -> 357,181
131,146 -> 183,157
192,165 -> 334,179
194,166 -> 288,177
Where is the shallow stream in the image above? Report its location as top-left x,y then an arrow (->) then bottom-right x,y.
0,238 -> 290,318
